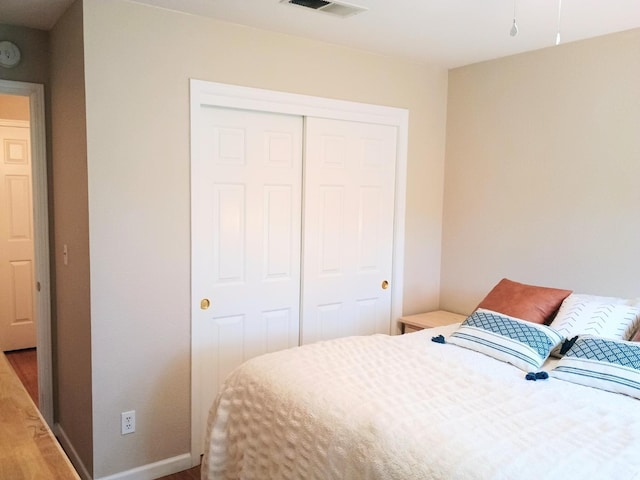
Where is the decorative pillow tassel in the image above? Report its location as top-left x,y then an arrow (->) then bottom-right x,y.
526,371 -> 549,381
560,336 -> 579,355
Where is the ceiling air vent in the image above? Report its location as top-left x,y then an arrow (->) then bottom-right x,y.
281,0 -> 368,18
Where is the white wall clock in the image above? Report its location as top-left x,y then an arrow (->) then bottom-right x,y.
0,41 -> 21,68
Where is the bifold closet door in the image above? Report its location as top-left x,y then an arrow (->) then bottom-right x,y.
301,117 -> 397,344
191,106 -> 303,451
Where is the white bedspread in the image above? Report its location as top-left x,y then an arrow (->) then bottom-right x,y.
202,325 -> 640,479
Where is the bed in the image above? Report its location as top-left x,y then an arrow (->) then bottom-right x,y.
201,281 -> 640,480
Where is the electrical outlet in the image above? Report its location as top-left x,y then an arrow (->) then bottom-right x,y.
121,410 -> 135,435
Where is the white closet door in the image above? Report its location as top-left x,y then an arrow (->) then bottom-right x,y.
191,107 -> 303,453
302,117 -> 397,344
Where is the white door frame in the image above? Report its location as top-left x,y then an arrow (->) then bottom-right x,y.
190,79 -> 408,464
0,80 -> 53,426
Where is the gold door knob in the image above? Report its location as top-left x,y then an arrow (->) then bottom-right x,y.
381,280 -> 389,290
200,298 -> 211,310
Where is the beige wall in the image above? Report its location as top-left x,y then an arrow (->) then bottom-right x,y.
50,0 -> 93,475
0,94 -> 30,120
82,0 -> 447,476
441,29 -> 640,315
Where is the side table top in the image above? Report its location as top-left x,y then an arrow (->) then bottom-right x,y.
399,310 -> 467,329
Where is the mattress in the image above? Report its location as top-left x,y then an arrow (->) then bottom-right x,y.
202,324 -> 640,479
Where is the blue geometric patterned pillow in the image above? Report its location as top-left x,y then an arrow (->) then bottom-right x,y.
448,309 -> 564,371
550,335 -> 640,399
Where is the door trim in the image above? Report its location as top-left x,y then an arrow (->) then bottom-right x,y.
189,79 -> 408,464
0,80 -> 53,426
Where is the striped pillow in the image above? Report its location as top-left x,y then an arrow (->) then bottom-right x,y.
551,335 -> 640,400
549,295 -> 640,356
448,309 -> 564,371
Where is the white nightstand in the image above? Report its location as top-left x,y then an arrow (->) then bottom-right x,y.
399,310 -> 467,334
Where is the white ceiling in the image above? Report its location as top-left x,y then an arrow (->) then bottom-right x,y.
0,0 -> 75,31
2,0 -> 640,68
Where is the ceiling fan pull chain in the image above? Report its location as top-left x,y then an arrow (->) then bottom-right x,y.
556,0 -> 562,45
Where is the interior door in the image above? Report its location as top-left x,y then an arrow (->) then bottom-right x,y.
302,117 -> 397,344
0,122 -> 36,351
191,106 -> 303,453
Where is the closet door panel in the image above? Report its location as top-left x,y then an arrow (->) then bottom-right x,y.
212,184 -> 245,283
318,186 -> 345,274
192,107 -> 303,452
263,185 -> 295,279
302,117 -> 397,344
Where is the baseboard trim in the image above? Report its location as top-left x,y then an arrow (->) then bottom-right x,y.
95,453 -> 193,480
54,423 -> 92,480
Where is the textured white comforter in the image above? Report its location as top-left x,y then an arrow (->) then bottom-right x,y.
202,325 -> 640,479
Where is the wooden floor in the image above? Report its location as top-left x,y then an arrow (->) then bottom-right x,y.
0,351 -> 80,479
4,348 -> 38,406
156,465 -> 201,479
4,348 -> 201,480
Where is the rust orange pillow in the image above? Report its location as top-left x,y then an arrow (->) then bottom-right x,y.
476,278 -> 572,325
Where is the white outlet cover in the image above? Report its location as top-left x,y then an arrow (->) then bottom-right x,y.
121,410 -> 136,435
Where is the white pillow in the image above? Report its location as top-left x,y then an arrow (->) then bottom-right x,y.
549,294 -> 640,342
448,309 -> 564,372
566,293 -> 640,307
550,335 -> 640,400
